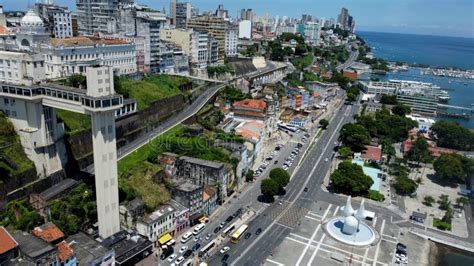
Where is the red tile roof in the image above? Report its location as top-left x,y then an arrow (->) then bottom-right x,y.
343,71 -> 358,80
32,222 -> 64,243
362,145 -> 382,162
233,99 -> 267,111
57,241 -> 74,263
50,36 -> 130,47
0,227 -> 18,255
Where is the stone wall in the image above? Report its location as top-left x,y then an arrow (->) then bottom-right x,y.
67,94 -> 187,168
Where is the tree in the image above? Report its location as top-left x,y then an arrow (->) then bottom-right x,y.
456,197 -> 469,208
394,176 -> 417,195
295,43 -> 308,56
438,194 -> 451,211
339,123 -> 370,152
423,196 -> 435,206
431,120 -> 474,151
338,146 -> 353,160
392,104 -> 411,116
406,138 -> 432,164
380,95 -> 398,105
433,154 -> 465,181
319,119 -> 329,129
330,161 -> 373,195
261,179 -> 279,199
269,168 -> 290,189
245,170 -> 255,182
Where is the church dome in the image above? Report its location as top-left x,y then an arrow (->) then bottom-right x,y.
21,10 -> 44,28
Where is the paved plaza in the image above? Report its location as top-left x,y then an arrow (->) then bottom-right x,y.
263,201 -> 429,266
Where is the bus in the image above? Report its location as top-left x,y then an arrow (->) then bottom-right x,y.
222,223 -> 236,236
231,224 -> 249,243
199,240 -> 216,258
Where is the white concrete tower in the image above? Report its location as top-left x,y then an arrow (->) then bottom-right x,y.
86,66 -> 120,238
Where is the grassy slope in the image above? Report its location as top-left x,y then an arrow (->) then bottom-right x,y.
0,114 -> 35,175
118,75 -> 188,111
57,74 -> 189,134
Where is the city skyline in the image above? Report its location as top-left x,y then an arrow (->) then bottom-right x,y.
2,0 -> 474,38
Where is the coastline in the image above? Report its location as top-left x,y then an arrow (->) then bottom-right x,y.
428,240 -> 474,266
427,240 -> 439,266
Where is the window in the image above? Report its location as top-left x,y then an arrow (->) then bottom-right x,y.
3,98 -> 9,105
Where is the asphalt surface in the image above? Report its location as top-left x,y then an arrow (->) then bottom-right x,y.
158,103 -> 334,266
336,45 -> 359,71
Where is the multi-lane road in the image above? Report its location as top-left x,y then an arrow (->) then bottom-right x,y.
336,45 -> 359,71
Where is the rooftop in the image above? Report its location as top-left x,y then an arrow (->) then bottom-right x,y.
144,204 -> 175,223
12,231 -> 56,259
174,179 -> 201,192
101,231 -> 153,265
235,120 -> 264,141
49,36 -> 130,47
67,232 -> 112,264
233,99 -> 267,111
180,156 -> 224,169
0,227 -> 18,255
56,241 -> 74,263
362,145 -> 382,162
32,222 -> 65,243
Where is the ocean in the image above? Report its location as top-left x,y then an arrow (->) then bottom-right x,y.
357,31 -> 474,70
358,31 -> 474,129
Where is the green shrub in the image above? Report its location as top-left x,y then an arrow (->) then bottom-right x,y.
423,196 -> 435,206
433,218 -> 452,231
366,190 -> 385,202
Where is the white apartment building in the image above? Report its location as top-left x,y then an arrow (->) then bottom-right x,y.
0,50 -> 46,85
160,28 -> 209,69
225,26 -> 238,57
136,204 -> 176,243
238,20 -> 252,39
44,36 -> 136,79
52,10 -> 72,38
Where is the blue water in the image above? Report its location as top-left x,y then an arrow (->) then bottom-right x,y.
352,159 -> 381,192
358,31 -> 474,129
358,31 -> 474,70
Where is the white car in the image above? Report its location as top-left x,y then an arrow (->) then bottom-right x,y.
179,246 -> 188,254
167,254 -> 177,262
220,246 -> 230,254
175,256 -> 185,265
168,239 -> 176,246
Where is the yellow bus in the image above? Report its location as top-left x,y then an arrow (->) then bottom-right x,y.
231,224 -> 248,243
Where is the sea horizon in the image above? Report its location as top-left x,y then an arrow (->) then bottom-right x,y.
357,31 -> 474,70
357,30 -> 474,41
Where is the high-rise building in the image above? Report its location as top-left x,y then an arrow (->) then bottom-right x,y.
170,0 -> 191,28
188,15 -> 228,63
240,9 -> 253,22
238,20 -> 252,39
34,3 -> 72,38
215,4 -> 228,19
337,7 -> 349,30
225,25 -> 238,57
75,0 -> 133,35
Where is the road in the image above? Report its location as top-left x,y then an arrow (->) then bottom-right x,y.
336,45 -> 359,71
157,92 -> 347,266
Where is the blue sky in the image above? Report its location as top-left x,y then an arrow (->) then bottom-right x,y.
3,0 -> 474,38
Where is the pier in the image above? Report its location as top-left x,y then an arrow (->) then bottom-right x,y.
437,104 -> 474,112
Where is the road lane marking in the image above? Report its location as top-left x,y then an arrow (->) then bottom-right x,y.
232,106 -> 349,265
295,223 -> 322,266
372,219 -> 385,266
332,206 -> 340,217
307,211 -> 323,218
276,223 -> 294,230
304,215 -> 320,221
296,204 -> 331,266
307,234 -> 326,266
362,248 -> 369,265
266,259 -> 284,266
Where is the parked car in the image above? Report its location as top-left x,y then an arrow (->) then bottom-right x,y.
222,254 -> 230,262
220,246 -> 230,254
183,250 -> 192,259
244,232 -> 251,239
179,246 -> 188,254
205,233 -> 212,240
175,256 -> 185,264
167,254 -> 177,262
256,228 -> 262,235
225,216 -> 233,223
214,227 -> 220,234
304,187 -> 308,192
